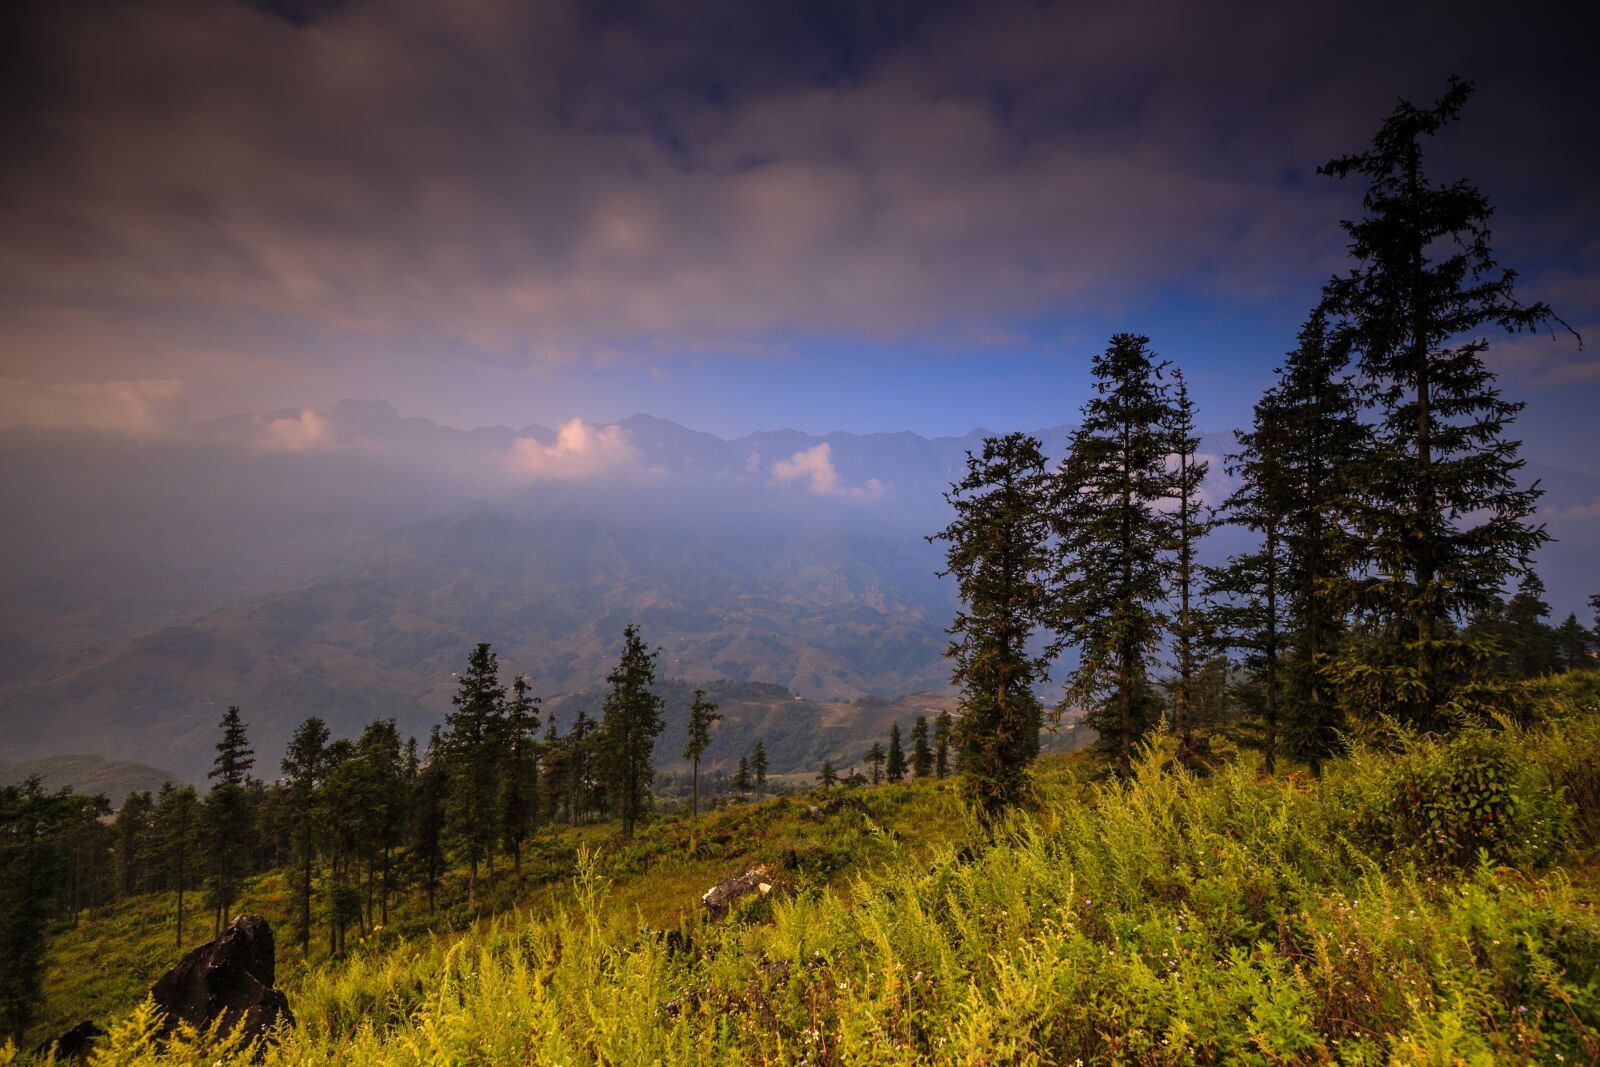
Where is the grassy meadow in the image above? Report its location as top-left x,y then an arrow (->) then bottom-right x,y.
11,674 -> 1600,1065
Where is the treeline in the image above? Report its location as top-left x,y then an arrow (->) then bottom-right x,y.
932,80 -> 1591,813
820,711 -> 954,787
0,625 -> 690,1042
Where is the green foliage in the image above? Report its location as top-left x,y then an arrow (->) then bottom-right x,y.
1054,334 -> 1176,779
929,431 -> 1053,814
597,625 -> 666,836
32,682 -> 1598,1065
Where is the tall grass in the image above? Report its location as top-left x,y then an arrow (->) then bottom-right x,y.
12,687 -> 1600,1065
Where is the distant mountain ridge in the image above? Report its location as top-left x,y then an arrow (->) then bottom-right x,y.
2,402 -> 1595,782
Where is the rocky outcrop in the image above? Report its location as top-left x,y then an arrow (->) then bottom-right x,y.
802,794 -> 870,820
701,863 -> 788,917
149,914 -> 293,1046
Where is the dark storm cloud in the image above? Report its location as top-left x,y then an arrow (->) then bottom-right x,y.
1,0 -> 1594,396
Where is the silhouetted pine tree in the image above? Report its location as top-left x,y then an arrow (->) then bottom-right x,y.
597,625 -> 665,836
1055,335 -> 1175,778
933,711 -> 953,777
1319,78 -> 1568,727
410,727 -> 448,915
817,760 -> 839,789
498,675 -> 541,874
1210,382 -> 1290,773
1166,367 -> 1218,766
929,432 -> 1052,813
885,723 -> 906,783
865,741 -> 886,786
203,706 -> 255,933
281,716 -> 329,956
442,643 -> 505,911
682,689 -> 721,818
910,716 -> 933,778
1556,613 -> 1591,670
152,782 -> 200,948
751,742 -> 768,797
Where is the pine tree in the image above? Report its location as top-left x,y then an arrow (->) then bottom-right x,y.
564,710 -> 598,826
1503,573 -> 1557,678
885,723 -> 907,783
1272,312 -> 1368,773
865,742 -> 886,786
1556,613 -> 1591,670
928,432 -> 1053,812
1055,334 -> 1176,778
499,675 -> 541,874
410,727 -> 448,916
733,756 -> 751,793
1319,78 -> 1568,727
682,689 -> 722,818
933,711 -> 953,777
354,719 -> 406,927
112,790 -> 155,900
817,760 -> 839,789
910,716 -> 933,778
1166,367 -> 1217,765
0,779 -> 76,1042
441,643 -> 505,911
280,716 -> 329,956
1210,382 -> 1290,773
751,742 -> 768,797
597,625 -> 665,836
203,706 -> 255,933
151,783 -> 200,949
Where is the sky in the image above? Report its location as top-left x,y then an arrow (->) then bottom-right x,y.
1,0 -> 1596,465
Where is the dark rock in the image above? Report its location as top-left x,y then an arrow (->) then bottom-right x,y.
701,863 -> 788,918
149,914 -> 294,1047
35,1020 -> 104,1061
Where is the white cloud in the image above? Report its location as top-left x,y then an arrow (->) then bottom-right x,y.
770,442 -> 884,499
1542,496 -> 1600,521
506,418 -> 642,479
0,378 -> 188,439
254,408 -> 332,452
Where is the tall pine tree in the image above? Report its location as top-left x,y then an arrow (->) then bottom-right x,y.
442,643 -> 505,911
1319,78 -> 1567,728
682,688 -> 721,818
203,706 -> 255,933
597,625 -> 665,836
928,432 -> 1053,813
1055,335 -> 1175,778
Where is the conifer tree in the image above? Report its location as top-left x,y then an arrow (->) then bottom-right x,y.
1319,78 -> 1567,727
817,761 -> 839,789
353,719 -> 406,927
885,723 -> 906,782
1270,312 -> 1368,772
597,625 -> 665,836
865,741 -> 886,786
0,779 -> 75,1043
733,756 -> 751,793
441,643 -> 505,910
1504,573 -> 1557,678
1166,367 -> 1217,764
152,782 -> 200,948
203,706 -> 255,933
281,716 -> 329,956
564,710 -> 598,826
499,674 -> 541,874
910,716 -> 933,778
682,688 -> 721,818
112,790 -> 155,900
751,742 -> 768,797
410,727 -> 448,915
933,711 -> 953,777
1055,334 -> 1176,778
929,432 -> 1053,812
1556,613 -> 1591,670
1210,383 -> 1290,773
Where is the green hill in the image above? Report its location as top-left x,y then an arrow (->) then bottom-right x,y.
18,675 -> 1600,1064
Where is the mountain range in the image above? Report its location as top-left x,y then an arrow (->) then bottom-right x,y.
2,400 -> 1595,784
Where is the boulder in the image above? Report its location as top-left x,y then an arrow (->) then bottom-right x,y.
149,914 -> 294,1046
701,863 -> 788,917
34,1020 -> 103,1062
